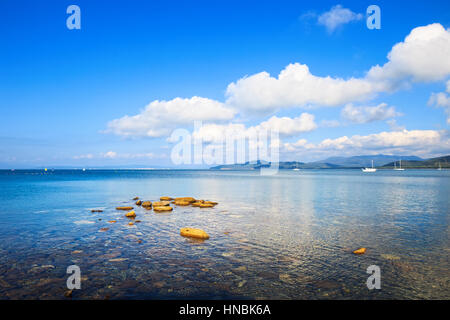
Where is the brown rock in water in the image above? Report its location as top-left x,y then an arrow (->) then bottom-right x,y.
199,203 -> 214,208
174,200 -> 190,206
353,248 -> 366,255
125,210 -> 136,218
99,228 -> 109,232
64,290 -> 73,298
192,202 -> 203,207
141,201 -> 152,208
174,197 -> 196,203
135,200 -> 142,206
153,206 -> 173,212
160,196 -> 173,201
116,206 -> 133,211
204,201 -> 218,205
128,222 -> 134,226
108,220 -> 117,223
132,197 -> 139,200
91,209 -> 103,213
153,201 -> 171,207
180,227 -> 209,240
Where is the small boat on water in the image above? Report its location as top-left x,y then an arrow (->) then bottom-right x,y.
293,168 -> 300,171
437,162 -> 442,171
362,160 -> 377,172
394,160 -> 405,171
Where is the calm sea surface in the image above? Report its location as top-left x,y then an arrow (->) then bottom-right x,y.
0,169 -> 448,299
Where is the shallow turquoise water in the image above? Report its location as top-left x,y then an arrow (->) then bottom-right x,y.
0,169 -> 448,299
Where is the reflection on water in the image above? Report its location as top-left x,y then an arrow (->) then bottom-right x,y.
0,169 -> 448,299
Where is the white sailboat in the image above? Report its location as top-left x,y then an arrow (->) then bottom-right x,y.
394,160 -> 405,171
362,160 -> 377,172
437,162 -> 442,171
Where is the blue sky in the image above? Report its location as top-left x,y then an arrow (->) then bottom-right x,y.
1,0 -> 450,168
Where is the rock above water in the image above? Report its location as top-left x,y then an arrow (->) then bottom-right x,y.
153,201 -> 171,207
116,206 -> 133,211
91,209 -> 103,213
153,206 -> 173,212
353,248 -> 366,255
141,201 -> 152,208
180,227 -> 210,240
160,196 -> 173,201
132,197 -> 139,200
174,197 -> 196,203
125,210 -> 136,218
174,200 -> 190,206
135,200 -> 142,206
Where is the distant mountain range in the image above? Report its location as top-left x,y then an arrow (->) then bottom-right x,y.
382,155 -> 450,169
210,154 -> 449,170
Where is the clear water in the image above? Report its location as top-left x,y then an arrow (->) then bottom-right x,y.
0,169 -> 448,299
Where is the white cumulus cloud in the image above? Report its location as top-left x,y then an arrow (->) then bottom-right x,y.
317,5 -> 363,33
428,81 -> 450,124
225,23 -> 450,113
191,113 -> 317,143
106,97 -> 236,138
341,103 -> 401,123
283,129 -> 450,159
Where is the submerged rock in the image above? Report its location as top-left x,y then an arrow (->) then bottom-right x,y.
64,290 -> 73,298
91,209 -> 103,213
180,227 -> 209,240
108,220 -> 117,223
353,248 -> 366,255
116,206 -> 133,211
132,197 -> 139,200
99,228 -> 109,232
381,254 -> 400,260
199,203 -> 214,208
153,206 -> 173,212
